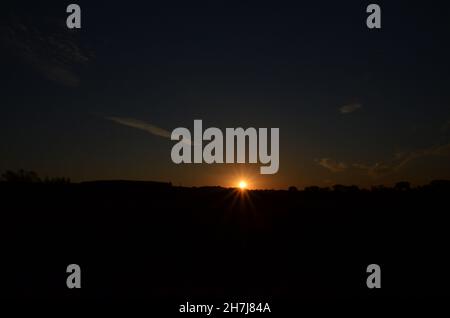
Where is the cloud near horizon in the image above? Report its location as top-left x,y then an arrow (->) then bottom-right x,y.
317,158 -> 347,172
319,142 -> 450,179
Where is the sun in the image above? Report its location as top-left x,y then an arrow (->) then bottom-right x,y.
238,180 -> 248,190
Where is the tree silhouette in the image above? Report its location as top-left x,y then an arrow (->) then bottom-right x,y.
1,169 -> 41,183
395,181 -> 411,191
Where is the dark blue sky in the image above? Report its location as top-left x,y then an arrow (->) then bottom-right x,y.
1,1 -> 450,188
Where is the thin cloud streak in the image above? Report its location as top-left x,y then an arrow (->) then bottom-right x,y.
106,116 -> 194,146
106,117 -> 171,138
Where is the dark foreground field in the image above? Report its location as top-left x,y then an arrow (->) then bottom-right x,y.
2,180 -> 448,306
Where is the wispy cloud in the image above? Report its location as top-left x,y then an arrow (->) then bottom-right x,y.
317,158 -> 347,173
106,116 -> 194,146
339,103 -> 362,114
107,117 -> 205,147
352,162 -> 393,179
0,16 -> 91,87
320,142 -> 450,179
106,117 -> 171,138
361,143 -> 450,178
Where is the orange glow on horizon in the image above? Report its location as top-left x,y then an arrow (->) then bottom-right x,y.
238,180 -> 248,190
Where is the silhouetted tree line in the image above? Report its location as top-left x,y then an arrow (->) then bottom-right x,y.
1,169 -> 70,184
293,180 -> 450,193
2,169 -> 450,192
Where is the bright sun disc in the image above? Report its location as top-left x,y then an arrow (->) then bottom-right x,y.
238,181 -> 248,189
